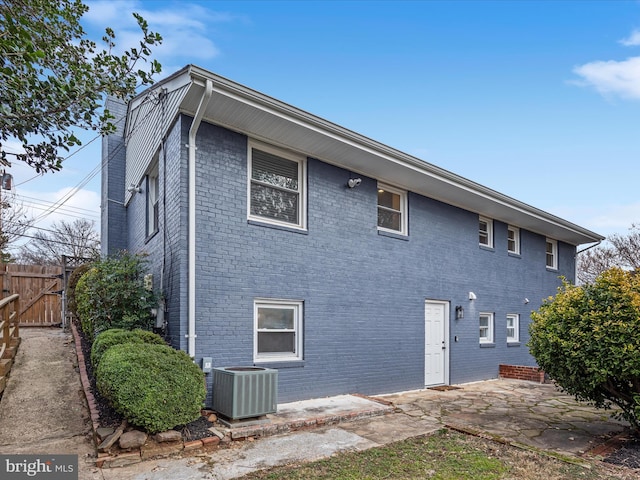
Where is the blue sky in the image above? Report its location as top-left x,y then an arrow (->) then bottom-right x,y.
7,0 -> 640,253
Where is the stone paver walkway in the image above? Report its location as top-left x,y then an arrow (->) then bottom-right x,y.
381,379 -> 629,456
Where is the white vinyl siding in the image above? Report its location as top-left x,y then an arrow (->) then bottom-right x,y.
506,314 -> 519,343
507,225 -> 520,254
248,142 -> 306,229
479,216 -> 493,247
377,183 -> 407,235
479,312 -> 494,344
254,300 -> 303,362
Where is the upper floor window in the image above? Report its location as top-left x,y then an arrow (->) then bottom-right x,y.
248,143 -> 306,229
479,312 -> 494,344
254,299 -> 303,362
546,238 -> 558,270
507,225 -> 520,254
377,183 -> 407,235
479,216 -> 493,247
506,314 -> 519,343
146,161 -> 159,237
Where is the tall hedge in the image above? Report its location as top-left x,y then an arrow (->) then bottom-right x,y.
74,252 -> 157,338
529,268 -> 640,431
96,343 -> 206,433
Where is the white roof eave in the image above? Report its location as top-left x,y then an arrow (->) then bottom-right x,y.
168,65 -> 603,246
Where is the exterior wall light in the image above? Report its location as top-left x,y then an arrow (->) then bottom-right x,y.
455,305 -> 464,319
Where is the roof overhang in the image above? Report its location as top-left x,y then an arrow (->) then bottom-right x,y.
141,65 -> 604,246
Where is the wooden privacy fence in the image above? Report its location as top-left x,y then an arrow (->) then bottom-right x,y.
1,264 -> 63,326
0,293 -> 20,395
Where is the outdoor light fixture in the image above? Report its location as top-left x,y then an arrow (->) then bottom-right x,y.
347,178 -> 362,188
468,292 -> 477,301
127,184 -> 142,194
455,305 -> 464,319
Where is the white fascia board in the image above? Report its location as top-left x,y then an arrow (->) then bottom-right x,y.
184,66 -> 604,246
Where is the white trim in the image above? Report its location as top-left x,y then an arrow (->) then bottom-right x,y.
247,140 -> 307,230
254,299 -> 303,362
507,225 -> 520,254
479,312 -> 494,344
546,238 -> 558,270
377,182 -> 408,235
187,78 -> 213,357
506,313 -> 519,343
479,216 -> 493,248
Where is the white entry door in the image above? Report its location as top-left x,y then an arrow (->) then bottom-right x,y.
425,300 -> 448,386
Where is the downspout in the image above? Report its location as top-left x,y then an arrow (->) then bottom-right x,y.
187,78 -> 213,357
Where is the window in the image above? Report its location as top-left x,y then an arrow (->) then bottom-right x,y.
254,300 -> 303,362
146,162 -> 159,237
506,314 -> 519,343
377,183 -> 407,234
546,238 -> 558,269
507,226 -> 520,254
479,216 -> 493,247
479,312 -> 494,344
249,143 -> 306,229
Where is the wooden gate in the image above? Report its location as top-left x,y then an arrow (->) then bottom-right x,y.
1,264 -> 62,326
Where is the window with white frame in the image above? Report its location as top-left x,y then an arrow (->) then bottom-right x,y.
146,161 -> 159,237
377,183 -> 407,234
254,300 -> 303,362
248,143 -> 306,229
506,314 -> 519,343
479,216 -> 493,247
546,238 -> 558,269
479,312 -> 494,344
507,225 -> 520,254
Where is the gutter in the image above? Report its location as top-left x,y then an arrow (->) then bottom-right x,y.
186,78 -> 213,357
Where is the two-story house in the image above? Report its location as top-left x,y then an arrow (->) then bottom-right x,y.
101,65 -> 603,404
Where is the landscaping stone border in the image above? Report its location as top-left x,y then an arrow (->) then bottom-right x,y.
70,323 -> 393,468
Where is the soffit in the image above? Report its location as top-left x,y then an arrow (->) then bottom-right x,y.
172,66 -> 603,246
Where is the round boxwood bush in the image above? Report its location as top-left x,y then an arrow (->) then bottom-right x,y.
91,328 -> 166,368
96,343 -> 206,433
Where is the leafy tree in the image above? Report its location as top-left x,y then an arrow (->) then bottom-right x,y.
75,251 -> 157,338
529,268 -> 640,431
0,0 -> 162,172
17,218 -> 100,265
577,224 -> 640,284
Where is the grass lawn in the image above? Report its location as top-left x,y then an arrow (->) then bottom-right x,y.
239,429 -> 635,480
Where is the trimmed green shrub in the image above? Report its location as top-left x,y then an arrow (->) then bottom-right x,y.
91,328 -> 166,368
74,252 -> 157,338
529,268 -> 640,432
96,343 -> 206,433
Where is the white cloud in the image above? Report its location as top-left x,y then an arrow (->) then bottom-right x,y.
552,201 -> 640,239
83,1 -> 239,69
620,29 -> 640,46
572,56 -> 640,100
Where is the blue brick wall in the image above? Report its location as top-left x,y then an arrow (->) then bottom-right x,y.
125,115 -> 575,404
101,97 -> 128,255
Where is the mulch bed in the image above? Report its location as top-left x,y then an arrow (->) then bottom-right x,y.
75,324 -> 215,440
603,436 -> 640,470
